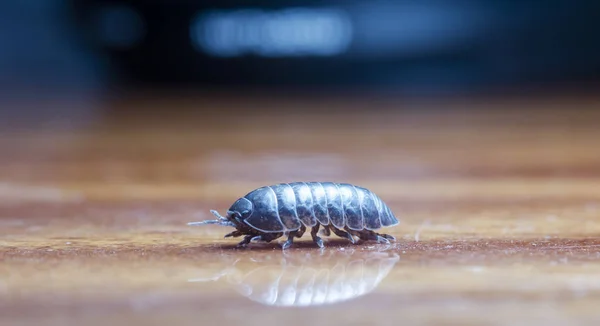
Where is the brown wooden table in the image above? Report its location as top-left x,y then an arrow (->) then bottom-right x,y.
1,92 -> 600,325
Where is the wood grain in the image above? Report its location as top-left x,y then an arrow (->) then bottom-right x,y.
1,93 -> 600,326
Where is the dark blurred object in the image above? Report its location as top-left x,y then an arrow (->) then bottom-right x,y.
69,0 -> 600,93
0,1 -> 599,96
0,1 -> 108,95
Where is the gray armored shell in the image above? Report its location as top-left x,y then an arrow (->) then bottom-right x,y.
235,182 -> 398,233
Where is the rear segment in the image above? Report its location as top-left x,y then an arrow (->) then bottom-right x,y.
353,186 -> 399,230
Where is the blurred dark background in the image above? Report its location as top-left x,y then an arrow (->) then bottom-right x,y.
1,0 -> 600,100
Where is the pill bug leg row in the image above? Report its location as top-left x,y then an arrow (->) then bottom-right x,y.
188,182 -> 399,249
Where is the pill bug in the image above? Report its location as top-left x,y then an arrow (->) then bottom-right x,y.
188,182 -> 399,249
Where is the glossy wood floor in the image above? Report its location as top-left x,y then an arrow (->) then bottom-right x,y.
2,92 -> 600,326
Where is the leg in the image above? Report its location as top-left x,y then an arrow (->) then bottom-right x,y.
250,232 -> 284,243
329,225 -> 356,244
311,225 -> 324,248
280,225 -> 308,249
355,229 -> 395,244
224,230 -> 243,238
236,235 -> 254,248
262,232 -> 284,242
344,226 -> 396,240
321,225 -> 331,236
345,227 -> 361,239
295,225 -> 306,238
380,233 -> 396,241
282,230 -> 299,250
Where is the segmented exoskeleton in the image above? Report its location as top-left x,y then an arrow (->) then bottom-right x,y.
188,182 -> 399,249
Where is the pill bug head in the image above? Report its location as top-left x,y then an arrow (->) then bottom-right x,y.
226,197 -> 254,223
187,197 -> 255,233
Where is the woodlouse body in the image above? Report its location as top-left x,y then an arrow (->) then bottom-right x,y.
188,182 -> 399,249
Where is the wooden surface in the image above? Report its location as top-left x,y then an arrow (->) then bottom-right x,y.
2,93 -> 600,326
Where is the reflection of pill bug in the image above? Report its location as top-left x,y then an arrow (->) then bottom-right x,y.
188,182 -> 399,249
187,250 -> 401,307
228,252 -> 400,307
